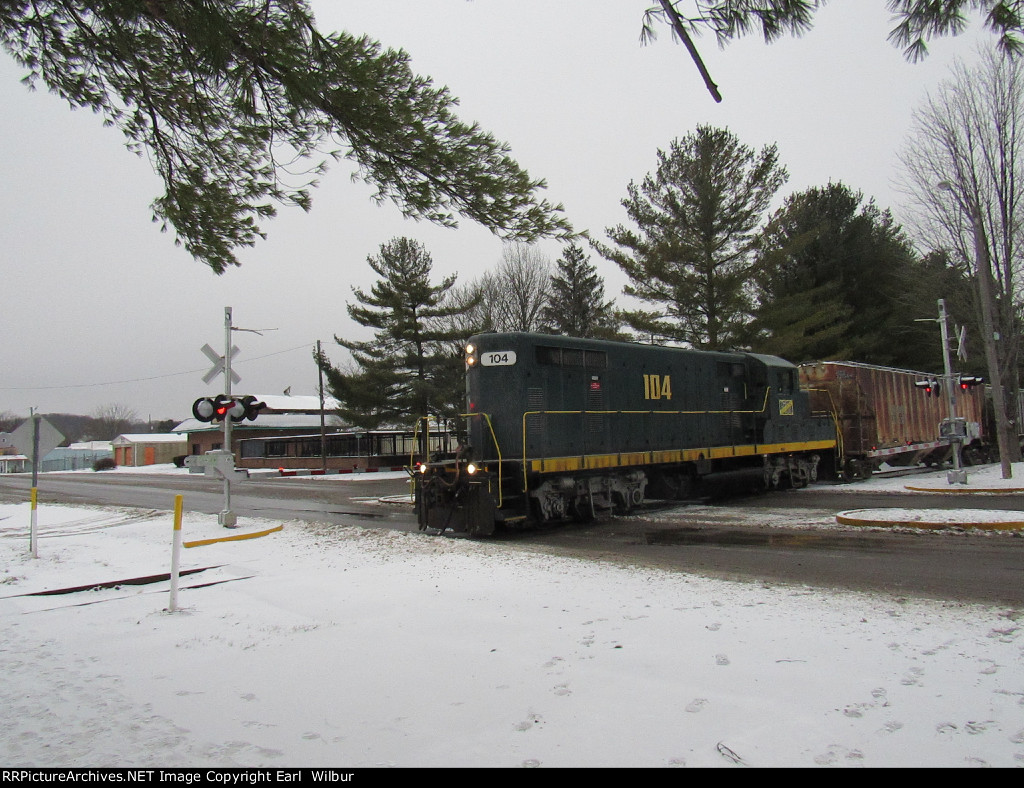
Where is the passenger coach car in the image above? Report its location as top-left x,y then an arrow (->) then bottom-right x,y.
413,332 -> 836,536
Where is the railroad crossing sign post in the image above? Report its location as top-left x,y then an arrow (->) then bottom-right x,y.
10,413 -> 65,557
917,299 -> 968,485
201,307 -> 240,528
938,299 -> 968,485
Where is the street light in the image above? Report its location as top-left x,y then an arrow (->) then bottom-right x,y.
937,181 -> 1014,479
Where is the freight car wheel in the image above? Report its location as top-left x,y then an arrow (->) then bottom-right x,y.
841,458 -> 871,483
963,444 -> 986,466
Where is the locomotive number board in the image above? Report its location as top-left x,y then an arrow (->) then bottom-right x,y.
480,350 -> 517,366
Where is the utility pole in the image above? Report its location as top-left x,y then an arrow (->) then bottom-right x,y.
939,181 -> 1013,479
317,339 -> 327,472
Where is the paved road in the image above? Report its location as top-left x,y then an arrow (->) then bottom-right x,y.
2,471 -> 1023,605
516,492 -> 1024,606
0,471 -> 415,529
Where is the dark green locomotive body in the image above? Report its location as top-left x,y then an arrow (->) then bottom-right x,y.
414,333 -> 836,535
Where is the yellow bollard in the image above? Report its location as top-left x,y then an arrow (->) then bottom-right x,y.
29,487 -> 38,558
169,495 -> 183,612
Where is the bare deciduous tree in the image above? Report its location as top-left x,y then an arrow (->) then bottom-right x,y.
898,45 -> 1024,473
91,404 -> 139,440
472,243 -> 552,333
0,411 -> 21,434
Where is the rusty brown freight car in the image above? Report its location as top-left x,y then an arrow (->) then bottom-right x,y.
798,361 -> 987,479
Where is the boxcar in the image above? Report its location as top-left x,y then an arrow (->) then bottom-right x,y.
798,360 -> 989,479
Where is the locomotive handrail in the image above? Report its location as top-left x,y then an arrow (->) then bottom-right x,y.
410,412 -> 508,510
519,389 -> 775,490
459,411 -> 506,508
408,416 -> 430,469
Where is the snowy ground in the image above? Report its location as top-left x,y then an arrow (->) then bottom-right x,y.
0,464 -> 1022,767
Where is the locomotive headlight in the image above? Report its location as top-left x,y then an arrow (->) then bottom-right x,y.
465,343 -> 477,367
465,343 -> 475,355
465,462 -> 478,475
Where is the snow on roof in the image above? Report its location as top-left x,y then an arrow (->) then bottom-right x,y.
112,434 -> 187,444
257,394 -> 340,412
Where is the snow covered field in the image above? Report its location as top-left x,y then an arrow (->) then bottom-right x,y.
0,464 -> 1022,767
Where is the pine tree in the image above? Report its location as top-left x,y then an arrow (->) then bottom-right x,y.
596,125 -> 786,349
642,1 -> 1024,101
750,183 -> 921,366
0,1 -> 570,273
317,238 -> 468,428
539,244 -> 620,338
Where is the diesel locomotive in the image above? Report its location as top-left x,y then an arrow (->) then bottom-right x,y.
412,332 -> 837,536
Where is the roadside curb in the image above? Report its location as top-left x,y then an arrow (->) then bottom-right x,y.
837,508 -> 1024,531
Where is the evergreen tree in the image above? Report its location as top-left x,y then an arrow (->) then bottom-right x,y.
893,249 -> 982,373
596,125 -> 786,349
317,238 -> 467,428
749,183 -> 922,366
643,1 -> 1024,100
539,244 -> 620,338
0,1 -> 570,273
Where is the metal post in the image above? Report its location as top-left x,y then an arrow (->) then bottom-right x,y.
939,300 -> 967,484
220,307 -> 237,527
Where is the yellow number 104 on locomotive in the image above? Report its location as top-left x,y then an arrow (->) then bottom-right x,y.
643,374 -> 672,401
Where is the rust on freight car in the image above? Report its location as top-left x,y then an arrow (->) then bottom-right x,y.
798,361 -> 986,472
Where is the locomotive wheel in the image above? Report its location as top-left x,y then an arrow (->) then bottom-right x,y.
572,496 -> 597,523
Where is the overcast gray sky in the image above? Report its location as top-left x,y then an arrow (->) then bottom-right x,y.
0,1 -> 992,424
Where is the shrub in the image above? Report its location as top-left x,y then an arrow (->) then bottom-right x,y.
93,457 -> 117,471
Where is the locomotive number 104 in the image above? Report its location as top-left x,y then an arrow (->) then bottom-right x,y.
480,351 -> 517,367
643,374 -> 672,401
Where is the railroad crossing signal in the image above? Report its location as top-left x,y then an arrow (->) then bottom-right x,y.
192,395 -> 266,423
914,378 -> 940,396
958,375 -> 984,390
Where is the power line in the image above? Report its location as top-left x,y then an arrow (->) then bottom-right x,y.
0,343 -> 314,392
